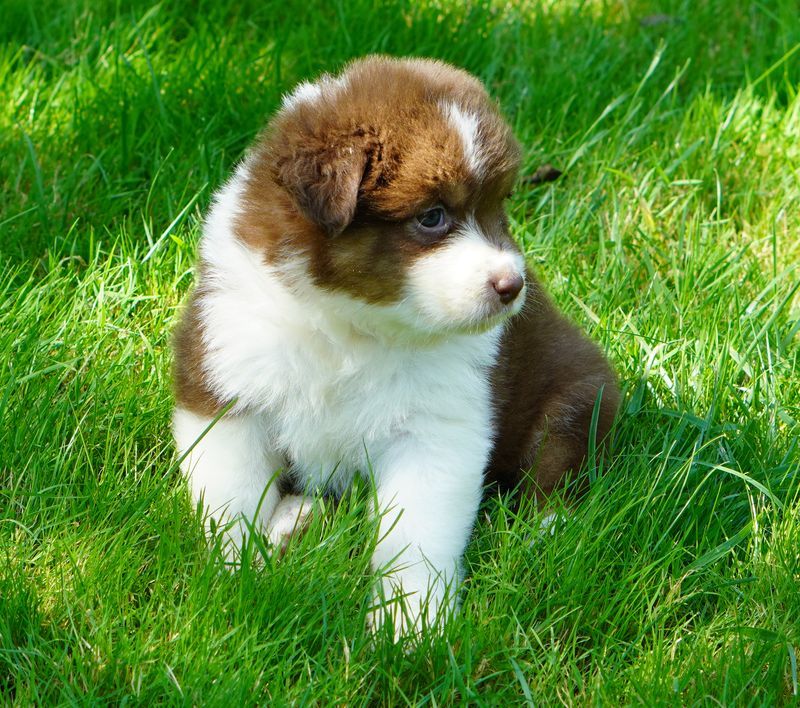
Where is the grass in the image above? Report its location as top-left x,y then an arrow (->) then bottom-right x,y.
1,0 -> 799,703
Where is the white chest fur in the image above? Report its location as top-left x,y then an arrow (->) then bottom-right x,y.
199,262 -> 500,490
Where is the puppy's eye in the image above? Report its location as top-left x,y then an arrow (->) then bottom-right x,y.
414,206 -> 451,238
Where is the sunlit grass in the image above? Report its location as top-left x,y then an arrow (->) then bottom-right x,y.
1,0 -> 799,703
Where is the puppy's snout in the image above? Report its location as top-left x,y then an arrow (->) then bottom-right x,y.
491,272 -> 524,304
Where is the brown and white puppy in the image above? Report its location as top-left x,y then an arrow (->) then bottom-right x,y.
173,56 -> 618,637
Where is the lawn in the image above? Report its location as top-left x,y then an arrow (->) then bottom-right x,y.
1,0 -> 799,703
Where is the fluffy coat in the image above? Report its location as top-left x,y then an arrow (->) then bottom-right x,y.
172,56 -> 619,636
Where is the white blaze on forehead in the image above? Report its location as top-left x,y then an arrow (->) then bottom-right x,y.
441,101 -> 484,177
405,219 -> 525,331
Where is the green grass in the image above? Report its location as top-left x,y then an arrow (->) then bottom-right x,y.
2,0 -> 799,703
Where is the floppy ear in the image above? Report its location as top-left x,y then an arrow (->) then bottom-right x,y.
277,141 -> 369,236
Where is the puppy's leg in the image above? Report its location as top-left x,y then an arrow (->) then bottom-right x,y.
173,407 -> 283,562
367,435 -> 485,639
523,377 -> 619,503
267,494 -> 315,555
490,284 -> 619,505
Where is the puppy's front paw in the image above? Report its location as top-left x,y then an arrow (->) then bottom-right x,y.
528,510 -> 567,546
266,494 -> 315,556
367,574 -> 453,642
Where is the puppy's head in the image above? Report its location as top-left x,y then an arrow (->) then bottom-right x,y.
240,56 -> 526,336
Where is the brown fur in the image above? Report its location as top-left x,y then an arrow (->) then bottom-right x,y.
173,286 -> 228,416
174,55 -> 619,503
488,277 -> 619,501
233,57 -> 519,304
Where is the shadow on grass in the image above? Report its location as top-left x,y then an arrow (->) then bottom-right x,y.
2,0 -> 798,262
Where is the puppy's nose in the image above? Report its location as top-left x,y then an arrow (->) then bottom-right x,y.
491,272 -> 524,304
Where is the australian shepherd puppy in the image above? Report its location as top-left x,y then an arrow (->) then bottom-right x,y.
172,56 -> 619,637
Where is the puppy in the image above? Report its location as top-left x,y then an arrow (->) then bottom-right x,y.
172,56 -> 619,636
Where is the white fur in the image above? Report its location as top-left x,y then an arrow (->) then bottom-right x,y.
175,164 -> 520,634
173,407 -> 283,561
281,75 -> 346,112
406,218 -> 526,332
536,512 -> 563,538
441,102 -> 484,177
282,80 -> 323,110
268,494 -> 315,551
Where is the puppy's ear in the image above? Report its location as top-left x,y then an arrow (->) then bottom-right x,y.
278,141 -> 368,236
